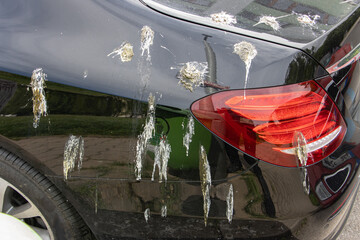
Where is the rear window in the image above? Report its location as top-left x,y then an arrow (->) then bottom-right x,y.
142,0 -> 359,43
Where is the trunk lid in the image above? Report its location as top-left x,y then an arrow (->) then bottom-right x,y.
142,0 -> 359,45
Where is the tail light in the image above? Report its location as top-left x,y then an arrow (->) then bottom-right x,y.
191,80 -> 346,167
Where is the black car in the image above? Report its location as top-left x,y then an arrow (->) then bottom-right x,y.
1,0 -> 360,239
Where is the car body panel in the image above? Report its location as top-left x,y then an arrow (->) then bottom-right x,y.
0,0 -> 360,239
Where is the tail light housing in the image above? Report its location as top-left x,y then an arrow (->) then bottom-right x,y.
191,80 -> 346,167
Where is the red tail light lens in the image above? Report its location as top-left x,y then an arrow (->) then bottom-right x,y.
191,80 -> 346,167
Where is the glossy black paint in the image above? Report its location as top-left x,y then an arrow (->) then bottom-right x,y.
0,0 -> 359,239
142,0 -> 359,44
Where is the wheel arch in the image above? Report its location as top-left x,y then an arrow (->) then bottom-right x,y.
0,134 -> 56,176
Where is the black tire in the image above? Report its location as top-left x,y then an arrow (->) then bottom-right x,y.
0,147 -> 94,240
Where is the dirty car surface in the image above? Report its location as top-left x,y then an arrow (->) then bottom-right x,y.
0,0 -> 360,239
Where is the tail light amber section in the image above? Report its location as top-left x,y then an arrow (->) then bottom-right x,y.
191,80 -> 346,167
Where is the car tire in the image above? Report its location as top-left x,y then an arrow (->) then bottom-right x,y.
0,147 -> 93,240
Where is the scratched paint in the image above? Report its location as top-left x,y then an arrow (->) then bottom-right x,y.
199,145 -> 211,226
161,205 -> 167,217
107,42 -> 134,62
178,62 -> 208,92
253,14 -> 291,31
210,11 -> 237,26
183,116 -> 195,156
144,208 -> 151,223
140,26 -> 154,61
30,68 -> 48,128
135,93 -> 156,181
151,136 -> 171,183
226,184 -> 234,224
63,135 -> 84,180
233,42 -> 257,97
